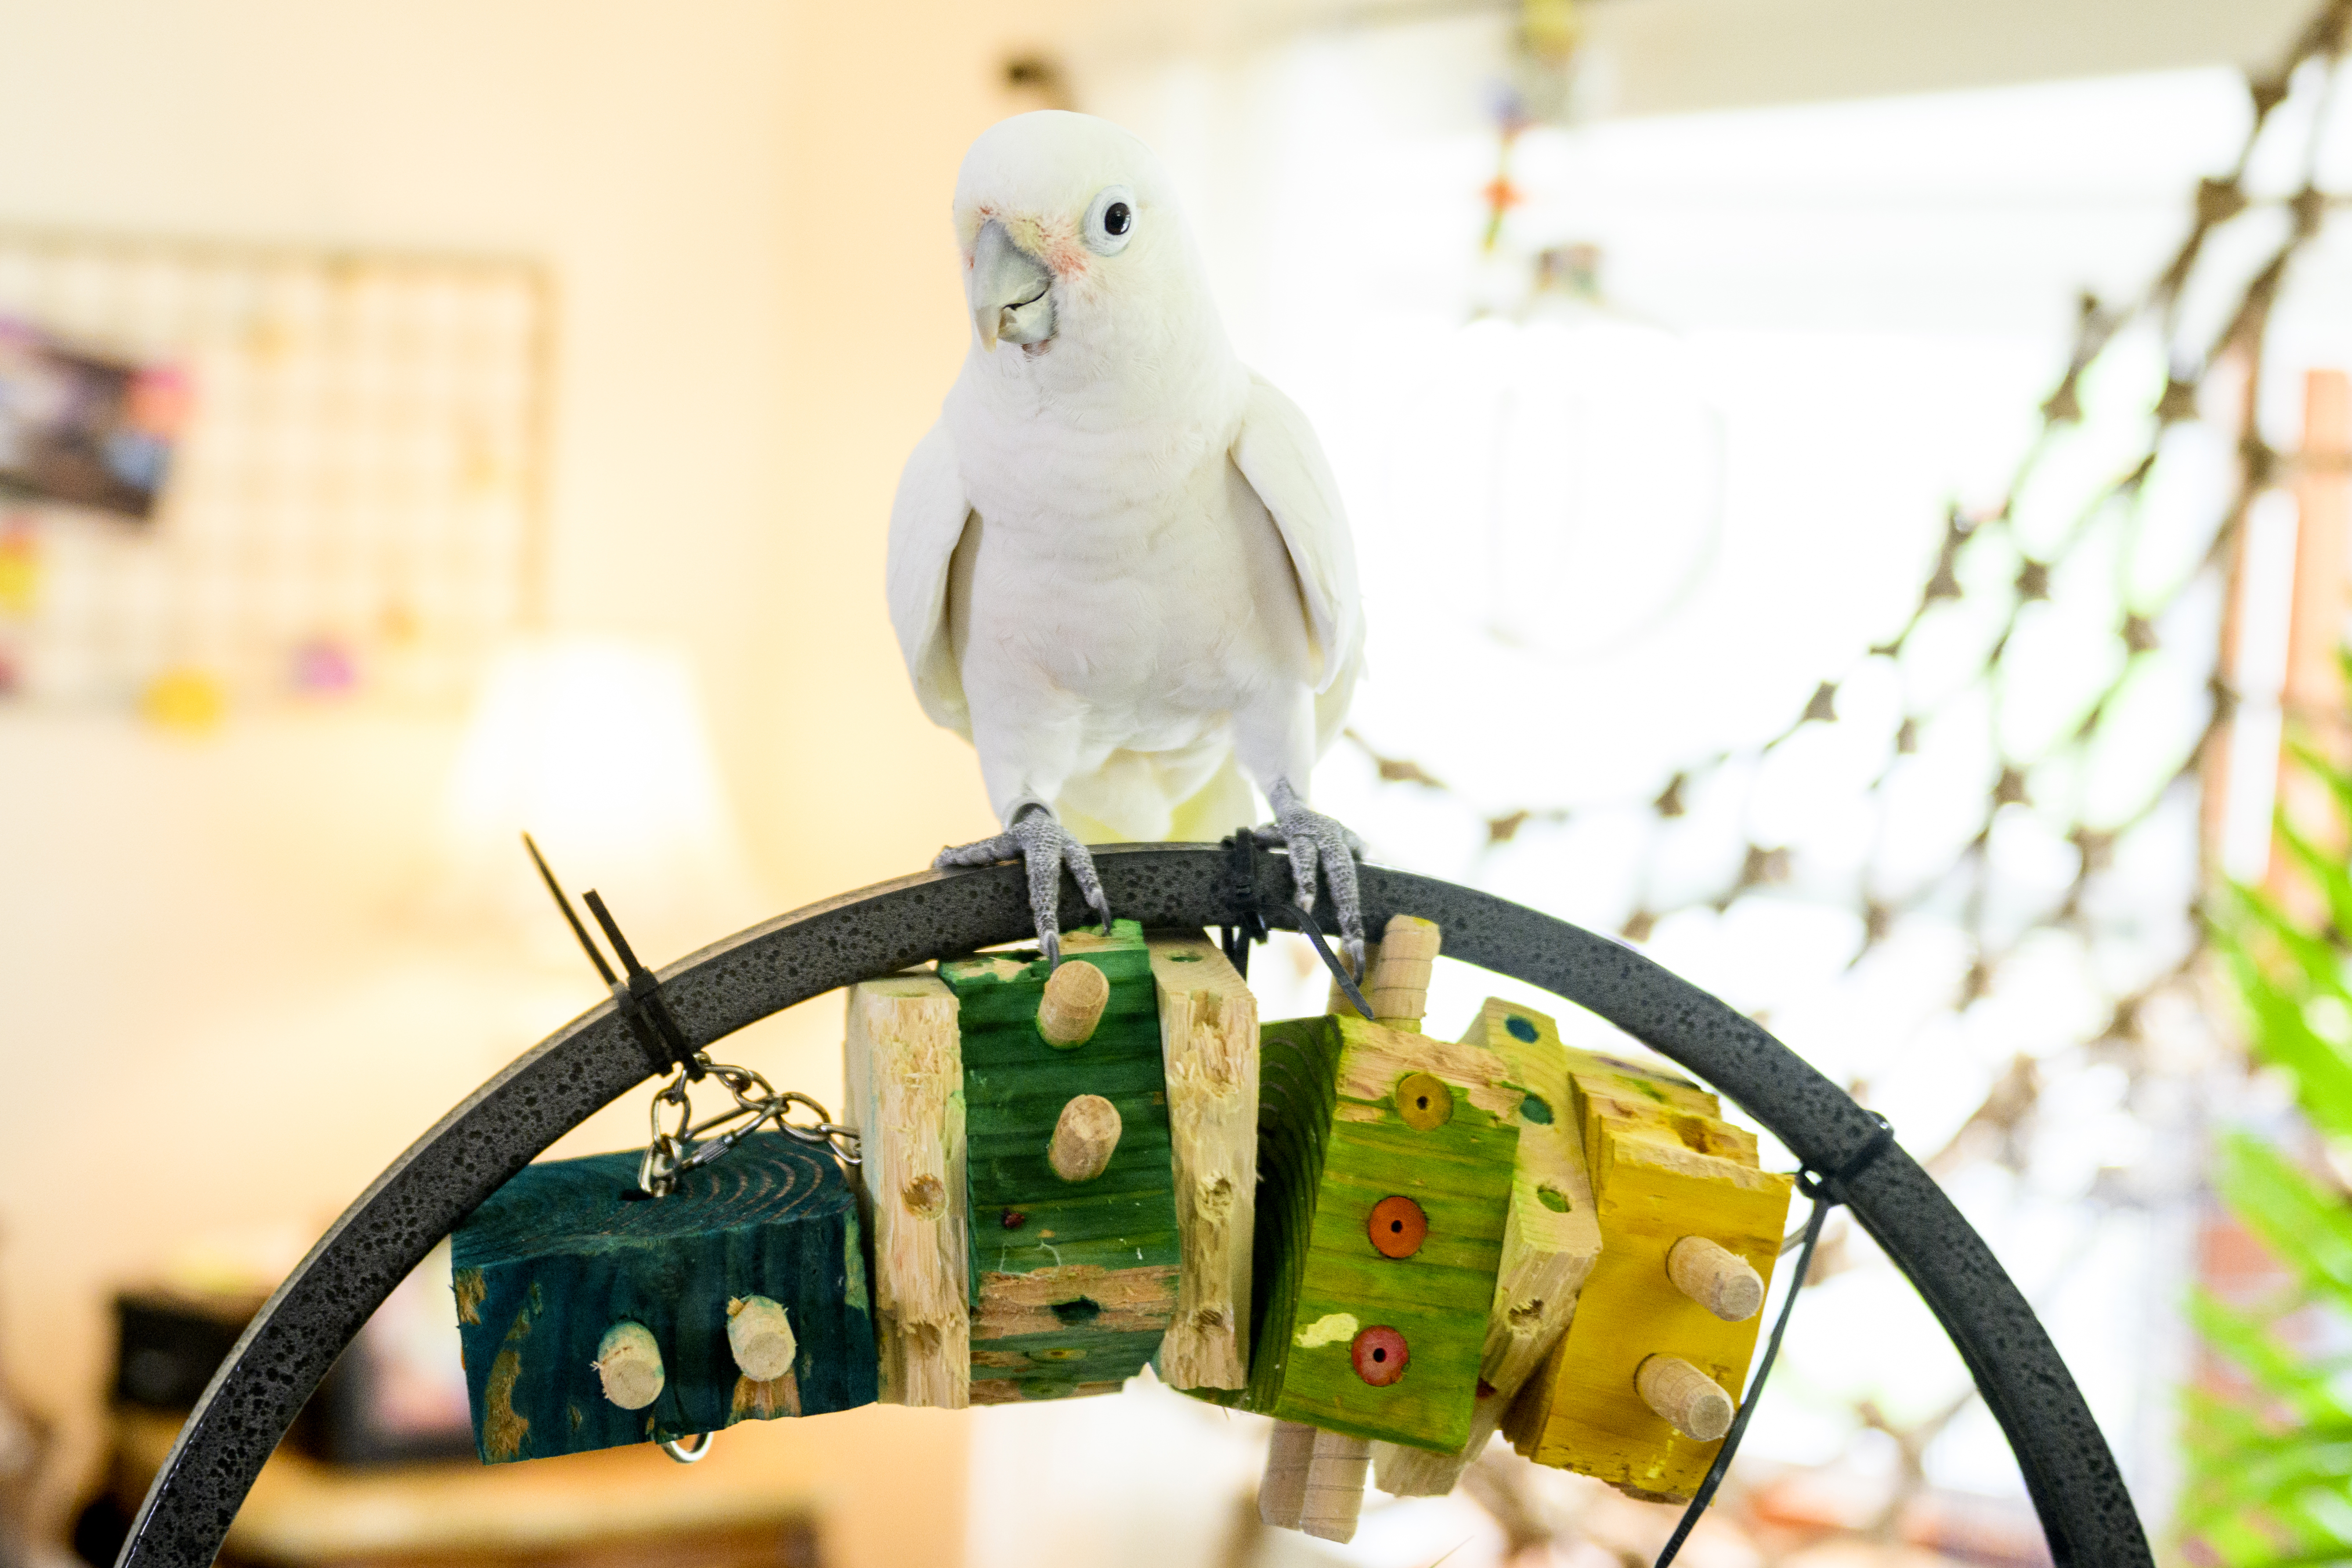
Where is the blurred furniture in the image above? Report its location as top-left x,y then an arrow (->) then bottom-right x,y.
105,1412 -> 820,1568
112,1256 -> 476,1467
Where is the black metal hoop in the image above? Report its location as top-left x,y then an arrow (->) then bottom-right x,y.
117,846 -> 2152,1568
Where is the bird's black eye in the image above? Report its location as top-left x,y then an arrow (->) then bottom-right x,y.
1083,185 -> 1137,255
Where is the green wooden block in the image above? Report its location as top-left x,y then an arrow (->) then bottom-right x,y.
939,920 -> 1180,1402
452,1132 -> 877,1462
1199,1014 -> 1520,1452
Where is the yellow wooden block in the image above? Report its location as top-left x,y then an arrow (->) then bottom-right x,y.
1504,1047 -> 1792,1503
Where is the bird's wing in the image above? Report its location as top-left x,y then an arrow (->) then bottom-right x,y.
1232,372 -> 1364,698
885,419 -> 975,739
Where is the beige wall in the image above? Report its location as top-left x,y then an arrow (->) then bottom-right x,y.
0,3 -> 1080,1561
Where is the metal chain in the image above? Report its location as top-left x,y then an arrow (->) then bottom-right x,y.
634,1056 -> 859,1464
637,1055 -> 860,1199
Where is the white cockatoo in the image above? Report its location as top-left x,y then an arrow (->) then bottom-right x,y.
886,110 -> 1367,964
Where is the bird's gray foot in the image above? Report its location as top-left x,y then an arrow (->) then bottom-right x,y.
934,804 -> 1113,968
1255,778 -> 1367,972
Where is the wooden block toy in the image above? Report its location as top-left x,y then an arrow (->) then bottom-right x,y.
451,1132 -> 877,1463
1205,1009 -> 1520,1454
1503,1048 -> 1793,1502
939,920 -> 1181,1403
842,973 -> 969,1407
1375,998 -> 1604,1496
1148,932 -> 1260,1391
1259,1420 -> 1373,1543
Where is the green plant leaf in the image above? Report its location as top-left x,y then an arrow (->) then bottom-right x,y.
2215,1134 -> 2352,1310
2211,925 -> 2352,1144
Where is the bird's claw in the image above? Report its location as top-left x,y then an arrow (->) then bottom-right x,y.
934,805 -> 1112,967
1254,779 -> 1366,972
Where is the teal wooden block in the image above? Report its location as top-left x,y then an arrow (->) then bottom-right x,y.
452,1132 -> 876,1462
939,920 -> 1180,1402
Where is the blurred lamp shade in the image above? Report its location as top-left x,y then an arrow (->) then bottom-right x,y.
434,638 -> 764,960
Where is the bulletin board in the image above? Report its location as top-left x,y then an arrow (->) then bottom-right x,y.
0,224 -> 552,712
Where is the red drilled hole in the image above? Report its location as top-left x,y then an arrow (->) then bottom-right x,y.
1367,1195 -> 1427,1259
1351,1325 -> 1409,1387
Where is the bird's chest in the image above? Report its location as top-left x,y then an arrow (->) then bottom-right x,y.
956,452 -> 1301,717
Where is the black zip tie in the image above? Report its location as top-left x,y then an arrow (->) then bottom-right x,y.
1217,830 -> 1269,978
1655,1112 -> 1895,1568
1213,828 -> 1374,1018
523,832 -> 618,985
520,833 -> 700,1080
1295,906 -> 1375,1021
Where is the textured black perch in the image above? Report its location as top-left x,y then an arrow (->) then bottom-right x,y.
117,845 -> 2151,1568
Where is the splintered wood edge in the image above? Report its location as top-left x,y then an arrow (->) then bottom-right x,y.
1149,933 -> 1259,1391
843,975 -> 969,1408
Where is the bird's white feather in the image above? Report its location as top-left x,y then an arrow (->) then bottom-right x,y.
1232,372 -> 1364,701
884,419 -> 975,738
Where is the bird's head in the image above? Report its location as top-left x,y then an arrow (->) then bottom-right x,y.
951,111 -> 1216,377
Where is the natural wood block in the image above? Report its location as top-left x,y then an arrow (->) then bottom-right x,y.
941,921 -> 1179,1402
1668,1236 -> 1764,1321
1299,1429 -> 1373,1543
843,973 -> 969,1408
1636,1355 -> 1733,1442
1149,933 -> 1260,1392
1259,1419 -> 1317,1528
1375,999 -> 1603,1496
1504,1047 -> 1792,1503
1194,1013 -> 1519,1453
452,1133 -> 878,1463
1038,959 -> 1110,1048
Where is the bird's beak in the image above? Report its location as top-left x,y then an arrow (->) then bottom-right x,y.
970,219 -> 1056,351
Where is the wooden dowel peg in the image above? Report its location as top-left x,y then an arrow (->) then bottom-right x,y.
726,1295 -> 798,1381
1037,959 -> 1109,1047
1048,1093 -> 1122,1181
1636,1354 -> 1734,1442
1299,1429 -> 1373,1542
1259,1420 -> 1316,1528
593,1322 -> 665,1411
1667,1236 -> 1765,1322
1367,914 -> 1440,1030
